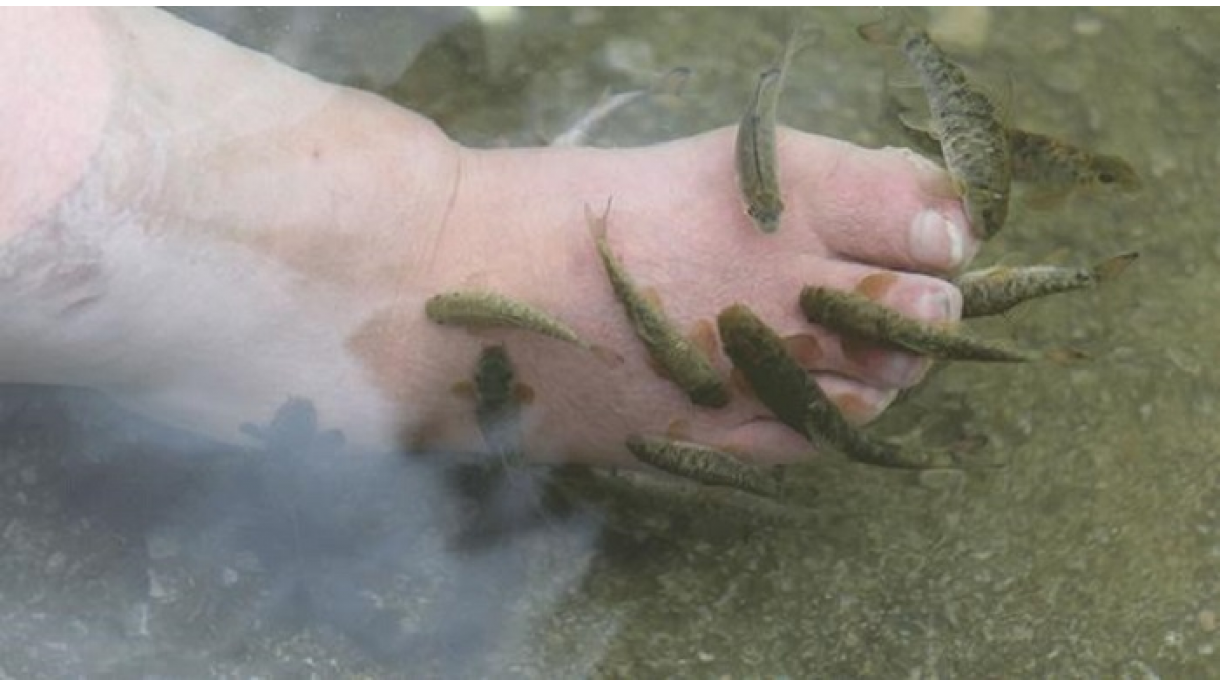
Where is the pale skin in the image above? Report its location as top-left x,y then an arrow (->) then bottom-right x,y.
0,8 -> 979,466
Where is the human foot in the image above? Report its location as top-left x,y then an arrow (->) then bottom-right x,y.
385,128 -> 978,465
0,9 -> 979,467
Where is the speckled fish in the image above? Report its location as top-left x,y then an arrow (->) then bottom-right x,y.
799,285 -> 1078,363
717,303 -> 951,470
625,434 -> 782,498
588,205 -> 729,408
425,290 -> 618,364
734,28 -> 813,234
859,12 -> 1011,239
465,344 -> 532,465
956,252 -> 1139,319
1008,129 -> 1142,207
885,94 -> 1142,208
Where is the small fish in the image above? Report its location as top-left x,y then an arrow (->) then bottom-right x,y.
240,396 -> 346,456
551,67 -> 692,148
588,205 -> 729,408
885,94 -> 1142,208
859,11 -> 1011,239
461,344 -> 533,465
626,434 -> 782,498
425,290 -> 617,364
799,285 -> 1074,363
734,27 -> 812,234
1008,128 -> 1143,207
717,303 -> 951,470
549,464 -> 818,528
955,252 -> 1139,318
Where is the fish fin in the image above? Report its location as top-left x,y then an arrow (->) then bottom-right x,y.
897,109 -> 939,138
513,382 -> 536,405
855,271 -> 900,301
1046,348 -> 1089,364
666,418 -> 691,440
1039,246 -> 1073,266
451,381 -> 476,399
590,344 -> 625,368
1021,184 -> 1073,211
980,70 -> 1016,128
1093,252 -> 1139,282
918,168 -> 960,200
641,286 -> 665,312
950,173 -> 970,199
689,319 -> 720,360
782,334 -> 824,368
651,66 -> 693,98
778,22 -> 823,74
857,9 -> 910,47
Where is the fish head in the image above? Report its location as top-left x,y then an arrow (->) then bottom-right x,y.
747,197 -> 784,234
963,184 -> 1010,240
1087,154 -> 1143,195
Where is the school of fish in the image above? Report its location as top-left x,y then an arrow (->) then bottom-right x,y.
420,10 -> 1140,518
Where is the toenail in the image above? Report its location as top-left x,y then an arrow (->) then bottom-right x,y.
910,209 -> 967,270
915,287 -> 953,322
881,352 -> 923,387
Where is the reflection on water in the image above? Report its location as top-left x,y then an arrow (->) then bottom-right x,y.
3,7 -> 1220,677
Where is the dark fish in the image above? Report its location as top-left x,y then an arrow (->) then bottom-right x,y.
626,434 -> 782,498
885,92 -> 1142,208
468,344 -> 533,465
1008,129 -> 1142,207
717,303 -> 951,470
588,205 -> 729,408
956,252 -> 1139,318
860,11 -> 1011,239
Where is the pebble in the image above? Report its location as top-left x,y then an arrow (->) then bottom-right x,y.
1200,609 -> 1217,633
1072,15 -> 1104,37
927,7 -> 992,52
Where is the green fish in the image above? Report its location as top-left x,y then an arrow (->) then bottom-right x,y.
956,252 -> 1139,318
464,344 -> 533,465
588,205 -> 729,408
425,290 -> 619,365
885,91 -> 1142,209
860,11 -> 1011,239
734,28 -> 812,234
1008,129 -> 1143,207
717,303 -> 951,470
799,285 -> 1075,363
626,434 -> 783,498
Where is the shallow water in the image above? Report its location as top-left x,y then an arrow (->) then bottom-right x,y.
3,7 -> 1219,677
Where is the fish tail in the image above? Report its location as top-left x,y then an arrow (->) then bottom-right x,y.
1046,347 -> 1089,364
649,67 -> 693,98
584,198 -> 614,242
1092,251 -> 1139,282
857,9 -> 911,47
590,343 -> 625,369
